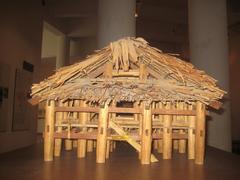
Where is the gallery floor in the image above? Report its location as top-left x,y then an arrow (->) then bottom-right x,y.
0,142 -> 239,180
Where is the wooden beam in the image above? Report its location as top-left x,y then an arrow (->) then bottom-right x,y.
112,70 -> 140,77
195,101 -> 206,165
152,109 -> 196,116
96,104 -> 109,163
55,106 -> 99,113
109,107 -> 142,114
109,120 -> 158,163
44,100 -> 55,161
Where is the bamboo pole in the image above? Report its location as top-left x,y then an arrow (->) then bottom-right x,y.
141,104 -> 152,164
96,104 -> 109,163
54,101 -> 63,157
195,101 -> 206,165
44,100 -> 55,161
77,100 -> 88,158
188,103 -> 196,159
163,102 -> 172,159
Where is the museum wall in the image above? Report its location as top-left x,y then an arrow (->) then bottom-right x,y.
229,32 -> 240,141
0,1 -> 65,153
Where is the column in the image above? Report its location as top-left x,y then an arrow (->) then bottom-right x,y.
188,0 -> 231,151
98,0 -> 136,48
56,35 -> 70,69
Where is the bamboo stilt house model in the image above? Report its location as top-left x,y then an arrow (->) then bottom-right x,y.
30,37 -> 225,165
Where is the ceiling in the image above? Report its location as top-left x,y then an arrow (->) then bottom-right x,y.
42,0 -> 240,56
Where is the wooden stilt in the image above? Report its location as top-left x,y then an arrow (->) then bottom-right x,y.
73,140 -> 78,148
87,127 -> 94,153
188,104 -> 195,159
96,104 -> 109,163
65,140 -> 72,150
157,138 -> 163,153
138,102 -> 143,159
77,100 -> 88,158
163,102 -> 172,159
44,100 -> 55,161
54,101 -> 63,157
178,102 -> 186,154
173,139 -> 179,150
153,140 -> 158,150
106,140 -> 110,159
73,100 -> 79,149
157,102 -> 163,154
113,141 -> 116,149
141,104 -> 152,164
63,101 -> 72,151
179,130 -> 186,153
195,101 -> 206,165
110,141 -> 114,152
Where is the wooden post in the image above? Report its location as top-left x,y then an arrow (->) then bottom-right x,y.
178,102 -> 186,154
77,100 -> 88,158
44,100 -> 55,161
163,102 -> 172,159
54,101 -> 63,157
65,140 -> 73,150
73,100 -> 79,149
96,104 -> 109,163
73,140 -> 78,148
87,128 -> 94,152
63,101 -> 72,151
173,139 -> 179,150
93,141 -> 96,149
179,130 -> 186,153
138,63 -> 148,159
188,104 -> 196,159
141,104 -> 152,164
195,101 -> 206,165
106,140 -> 110,159
157,102 -> 163,154
157,138 -> 163,153
138,102 -> 143,159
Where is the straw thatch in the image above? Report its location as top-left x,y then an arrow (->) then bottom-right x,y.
30,37 -> 226,109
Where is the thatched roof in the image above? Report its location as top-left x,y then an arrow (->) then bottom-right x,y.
31,37 -> 225,109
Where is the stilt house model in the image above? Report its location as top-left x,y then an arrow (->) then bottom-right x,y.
30,37 -> 225,165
